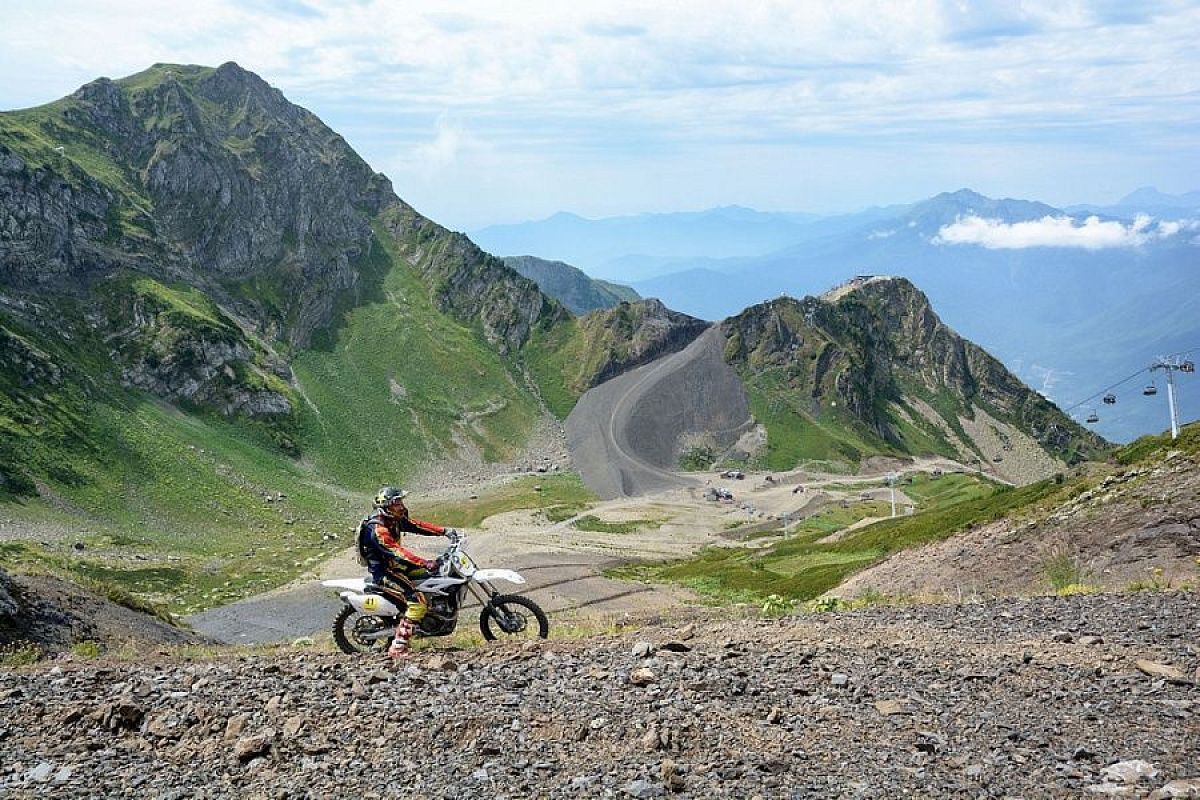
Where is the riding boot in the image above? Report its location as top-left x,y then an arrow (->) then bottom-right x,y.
387,618 -> 414,659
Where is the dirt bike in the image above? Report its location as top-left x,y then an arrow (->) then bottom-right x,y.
323,534 -> 549,654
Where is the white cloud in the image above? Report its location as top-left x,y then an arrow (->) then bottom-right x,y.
933,214 -> 1197,250
413,117 -> 464,174
1029,364 -> 1074,395
1,1 -> 1198,225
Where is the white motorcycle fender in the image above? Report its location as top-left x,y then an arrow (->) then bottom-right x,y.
343,592 -> 400,616
322,578 -> 367,592
473,568 -> 527,585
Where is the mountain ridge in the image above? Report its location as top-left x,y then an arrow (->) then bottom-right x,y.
502,255 -> 639,315
0,62 -> 1112,616
718,276 -> 1105,477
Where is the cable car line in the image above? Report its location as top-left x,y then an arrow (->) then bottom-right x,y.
1060,344 -> 1198,415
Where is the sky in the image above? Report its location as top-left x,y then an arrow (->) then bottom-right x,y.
2,1 -> 1199,230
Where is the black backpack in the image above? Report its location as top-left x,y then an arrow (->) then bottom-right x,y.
355,517 -> 378,567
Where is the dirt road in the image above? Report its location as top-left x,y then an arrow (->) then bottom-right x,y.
187,461 -> 954,645
566,325 -> 753,499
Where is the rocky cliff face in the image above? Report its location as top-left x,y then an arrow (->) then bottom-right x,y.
1,63 -> 391,347
721,276 -> 1106,478
579,299 -> 710,387
104,278 -> 294,424
533,298 -> 712,400
379,202 -> 564,355
0,147 -> 119,284
0,62 -> 566,435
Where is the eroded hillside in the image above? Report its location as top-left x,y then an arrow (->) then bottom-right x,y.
833,424 -> 1200,600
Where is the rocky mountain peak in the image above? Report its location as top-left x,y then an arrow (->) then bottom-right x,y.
721,275 -> 1106,477
910,189 -> 1059,226
0,62 -> 566,462
70,76 -> 126,112
207,61 -> 273,93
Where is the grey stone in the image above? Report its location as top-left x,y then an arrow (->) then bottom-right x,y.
25,762 -> 54,784
631,641 -> 655,658
624,778 -> 665,798
1101,760 -> 1160,785
1150,778 -> 1200,799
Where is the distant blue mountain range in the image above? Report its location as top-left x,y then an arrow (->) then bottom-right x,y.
472,189 -> 1200,443
473,206 -> 820,281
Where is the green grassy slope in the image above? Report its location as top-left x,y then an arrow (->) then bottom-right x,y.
615,423 -> 1200,606
611,471 -> 1045,604
293,228 -> 544,486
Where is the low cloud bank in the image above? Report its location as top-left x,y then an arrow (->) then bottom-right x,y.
933,214 -> 1197,250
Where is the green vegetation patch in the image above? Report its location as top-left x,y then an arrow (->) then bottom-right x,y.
421,473 -> 597,529
571,515 -> 666,534
1114,422 -> 1200,466
521,317 -> 588,419
741,371 -> 884,471
293,226 -> 544,488
611,470 -> 1048,605
899,472 -> 997,507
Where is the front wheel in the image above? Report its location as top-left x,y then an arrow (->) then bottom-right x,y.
332,605 -> 392,654
479,594 -> 549,641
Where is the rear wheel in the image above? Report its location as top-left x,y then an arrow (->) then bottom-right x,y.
479,594 -> 549,641
332,605 -> 392,654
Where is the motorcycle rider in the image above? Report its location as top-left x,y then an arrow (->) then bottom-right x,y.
358,487 -> 457,659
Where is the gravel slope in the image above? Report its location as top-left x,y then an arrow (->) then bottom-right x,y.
4,592 -> 1197,798
566,326 -> 753,499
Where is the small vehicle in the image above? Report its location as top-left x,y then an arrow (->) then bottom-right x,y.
324,534 -> 548,654
720,469 -> 745,480
704,487 -> 734,502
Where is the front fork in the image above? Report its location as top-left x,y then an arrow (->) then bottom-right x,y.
467,580 -> 501,607
469,581 -> 521,630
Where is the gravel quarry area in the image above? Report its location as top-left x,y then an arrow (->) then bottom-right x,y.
566,326 -> 754,500
3,591 -> 1198,798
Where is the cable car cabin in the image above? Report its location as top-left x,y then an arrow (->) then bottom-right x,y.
1183,361 -> 1195,374
1103,394 -> 1116,404
1086,412 -> 1099,423
1144,385 -> 1158,396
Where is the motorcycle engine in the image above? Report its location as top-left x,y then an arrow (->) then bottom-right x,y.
418,594 -> 460,637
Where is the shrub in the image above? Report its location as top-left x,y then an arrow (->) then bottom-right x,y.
678,434 -> 717,471
1055,583 -> 1099,597
805,596 -> 851,613
0,642 -> 42,667
1040,548 -> 1085,591
760,593 -> 796,617
70,640 -> 102,658
1126,567 -> 1171,592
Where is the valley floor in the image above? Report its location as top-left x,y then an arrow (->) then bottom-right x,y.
3,591 -> 1197,798
186,461 -> 959,644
